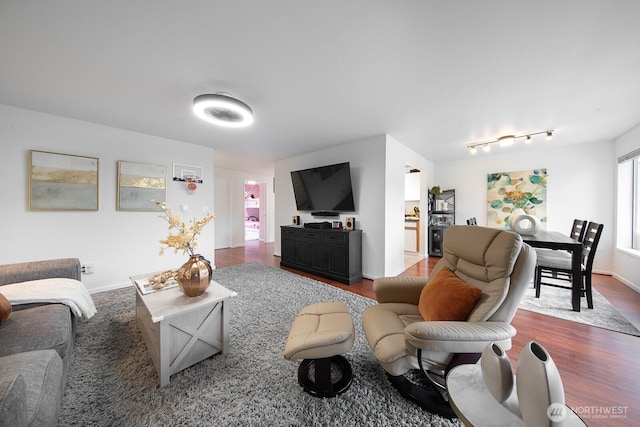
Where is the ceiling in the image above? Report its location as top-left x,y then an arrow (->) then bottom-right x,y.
2,1 -> 640,176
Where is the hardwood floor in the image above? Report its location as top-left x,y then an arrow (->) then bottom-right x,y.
215,241 -> 640,426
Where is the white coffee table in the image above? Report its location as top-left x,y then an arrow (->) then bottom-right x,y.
131,274 -> 237,387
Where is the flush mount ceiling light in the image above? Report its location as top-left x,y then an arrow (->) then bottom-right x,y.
467,129 -> 554,154
193,93 -> 254,128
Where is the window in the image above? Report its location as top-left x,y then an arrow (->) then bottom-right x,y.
617,148 -> 640,251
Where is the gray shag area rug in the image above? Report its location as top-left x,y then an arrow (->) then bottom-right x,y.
519,283 -> 640,336
59,262 -> 460,426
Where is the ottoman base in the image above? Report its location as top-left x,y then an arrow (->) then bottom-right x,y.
284,302 -> 355,398
298,355 -> 353,398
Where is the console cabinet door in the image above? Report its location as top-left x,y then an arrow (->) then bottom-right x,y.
299,230 -> 322,268
296,241 -> 313,267
324,232 -> 348,277
281,233 -> 297,262
311,244 -> 329,271
327,245 -> 348,276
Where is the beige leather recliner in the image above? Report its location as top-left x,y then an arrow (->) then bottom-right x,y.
362,225 -> 536,417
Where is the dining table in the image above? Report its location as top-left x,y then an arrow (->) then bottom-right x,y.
521,230 -> 583,312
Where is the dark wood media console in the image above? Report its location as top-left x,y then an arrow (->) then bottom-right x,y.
280,226 -> 362,284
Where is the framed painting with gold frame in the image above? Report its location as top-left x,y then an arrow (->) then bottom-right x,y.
29,150 -> 99,211
117,161 -> 166,211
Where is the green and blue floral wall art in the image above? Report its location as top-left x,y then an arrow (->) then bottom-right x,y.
487,169 -> 548,230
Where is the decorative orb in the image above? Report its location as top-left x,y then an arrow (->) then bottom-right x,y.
512,215 -> 541,236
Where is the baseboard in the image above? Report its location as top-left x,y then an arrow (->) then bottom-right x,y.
612,273 -> 640,293
89,281 -> 132,295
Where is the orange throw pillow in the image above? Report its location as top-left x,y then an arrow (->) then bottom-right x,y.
418,267 -> 482,321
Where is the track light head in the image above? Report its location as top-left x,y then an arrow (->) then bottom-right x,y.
498,135 -> 515,147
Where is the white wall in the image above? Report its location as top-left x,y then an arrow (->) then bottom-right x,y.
214,168 -> 275,248
6,102 -> 631,287
434,140 -> 615,275
275,135 -> 384,279
0,105 -> 215,293
274,134 -> 433,279
614,123 -> 640,289
385,135 -> 434,276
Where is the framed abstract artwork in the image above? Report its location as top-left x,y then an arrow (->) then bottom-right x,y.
29,150 -> 99,211
487,168 -> 548,230
117,161 -> 166,211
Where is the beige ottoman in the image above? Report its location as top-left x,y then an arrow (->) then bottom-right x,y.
284,302 -> 355,397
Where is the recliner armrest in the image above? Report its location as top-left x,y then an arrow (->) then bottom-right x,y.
373,276 -> 429,304
404,321 -> 516,354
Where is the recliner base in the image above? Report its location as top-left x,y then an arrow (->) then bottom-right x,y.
386,372 -> 456,419
385,352 -> 482,419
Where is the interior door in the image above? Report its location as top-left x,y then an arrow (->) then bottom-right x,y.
258,182 -> 267,241
214,176 -> 232,249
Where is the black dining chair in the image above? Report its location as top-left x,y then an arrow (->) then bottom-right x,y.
466,217 -> 477,225
569,219 -> 588,242
534,222 -> 604,309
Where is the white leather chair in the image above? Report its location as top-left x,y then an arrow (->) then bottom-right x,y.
362,225 -> 536,417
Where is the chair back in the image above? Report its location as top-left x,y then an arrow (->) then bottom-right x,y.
466,217 -> 477,225
570,219 -> 588,242
437,225 -> 536,323
581,222 -> 604,273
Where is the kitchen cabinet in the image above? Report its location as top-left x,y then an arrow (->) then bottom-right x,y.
404,219 -> 420,252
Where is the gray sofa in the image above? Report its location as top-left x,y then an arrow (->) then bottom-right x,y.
0,258 -> 81,427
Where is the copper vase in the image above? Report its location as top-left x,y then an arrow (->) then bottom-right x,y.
176,254 -> 212,297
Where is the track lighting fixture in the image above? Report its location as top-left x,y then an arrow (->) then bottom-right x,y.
468,130 -> 554,154
498,135 -> 515,147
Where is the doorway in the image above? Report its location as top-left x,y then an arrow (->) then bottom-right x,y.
404,165 -> 425,269
244,181 -> 265,241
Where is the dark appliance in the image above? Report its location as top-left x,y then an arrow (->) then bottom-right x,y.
290,162 -> 356,216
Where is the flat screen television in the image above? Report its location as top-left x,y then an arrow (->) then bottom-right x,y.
290,162 -> 356,215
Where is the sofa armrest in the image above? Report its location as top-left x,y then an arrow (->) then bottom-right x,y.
373,276 -> 429,304
0,374 -> 27,426
403,321 -> 516,354
0,258 -> 81,286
